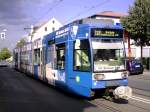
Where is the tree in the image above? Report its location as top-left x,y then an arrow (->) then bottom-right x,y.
0,48 -> 11,60
121,0 -> 150,59
16,38 -> 26,48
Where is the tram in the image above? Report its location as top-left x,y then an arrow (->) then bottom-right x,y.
14,19 -> 132,99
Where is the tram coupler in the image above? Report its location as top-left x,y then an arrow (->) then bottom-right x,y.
113,86 -> 132,100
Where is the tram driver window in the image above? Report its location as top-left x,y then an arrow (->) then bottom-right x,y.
73,39 -> 91,71
56,43 -> 65,70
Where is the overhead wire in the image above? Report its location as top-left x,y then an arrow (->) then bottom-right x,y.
63,0 -> 111,24
24,0 -> 64,32
33,0 -> 64,25
31,0 -> 111,27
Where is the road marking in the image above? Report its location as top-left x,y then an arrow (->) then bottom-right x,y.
131,96 -> 150,104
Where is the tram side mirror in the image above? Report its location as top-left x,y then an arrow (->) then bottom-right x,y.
75,39 -> 80,49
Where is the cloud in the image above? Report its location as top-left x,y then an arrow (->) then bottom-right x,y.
0,0 -> 28,25
0,0 -> 54,25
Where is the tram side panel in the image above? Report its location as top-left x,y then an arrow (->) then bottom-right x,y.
33,39 -> 44,80
44,32 -> 68,88
13,23 -> 132,99
43,25 -> 94,97
27,49 -> 32,75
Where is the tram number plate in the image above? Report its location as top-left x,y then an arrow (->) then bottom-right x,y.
106,80 -> 120,87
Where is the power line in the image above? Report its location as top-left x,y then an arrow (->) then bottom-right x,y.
33,0 -> 64,25
63,0 -> 111,24
23,0 -> 64,33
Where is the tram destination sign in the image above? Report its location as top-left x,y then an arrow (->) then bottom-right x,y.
91,28 -> 122,38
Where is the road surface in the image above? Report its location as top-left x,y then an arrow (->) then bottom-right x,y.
0,67 -> 150,112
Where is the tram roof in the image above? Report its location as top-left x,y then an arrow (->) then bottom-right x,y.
45,22 -> 122,38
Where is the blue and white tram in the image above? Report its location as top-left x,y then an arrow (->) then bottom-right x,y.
43,22 -> 132,99
14,20 -> 132,99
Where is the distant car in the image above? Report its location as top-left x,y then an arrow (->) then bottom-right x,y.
127,59 -> 144,75
0,60 -> 8,67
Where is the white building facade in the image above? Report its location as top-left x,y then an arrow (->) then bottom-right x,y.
28,17 -> 62,42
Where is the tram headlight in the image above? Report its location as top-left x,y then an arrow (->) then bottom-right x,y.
121,71 -> 128,79
94,74 -> 105,80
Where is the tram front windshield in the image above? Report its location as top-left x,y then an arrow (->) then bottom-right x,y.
92,39 -> 126,72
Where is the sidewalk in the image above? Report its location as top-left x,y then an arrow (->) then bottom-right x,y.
143,70 -> 150,75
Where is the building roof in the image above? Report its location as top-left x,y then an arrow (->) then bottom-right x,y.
33,17 -> 62,32
90,11 -> 127,18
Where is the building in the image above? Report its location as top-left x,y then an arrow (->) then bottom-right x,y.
28,17 -> 63,42
88,11 -> 150,59
89,11 -> 127,26
24,18 -> 63,77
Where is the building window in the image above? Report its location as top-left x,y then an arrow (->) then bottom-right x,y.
52,27 -> 55,32
52,20 -> 55,24
1,34 -> 4,38
45,27 -> 47,31
0,33 -> 5,39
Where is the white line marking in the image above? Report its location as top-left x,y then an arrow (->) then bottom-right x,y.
131,96 -> 150,104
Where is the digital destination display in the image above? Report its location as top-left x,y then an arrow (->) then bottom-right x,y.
91,28 -> 122,38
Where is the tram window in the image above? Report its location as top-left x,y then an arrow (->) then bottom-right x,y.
56,43 -> 65,70
73,39 -> 91,71
34,49 -> 40,65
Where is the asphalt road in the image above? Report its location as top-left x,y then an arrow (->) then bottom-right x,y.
129,72 -> 150,91
128,72 -> 150,99
0,67 -> 150,112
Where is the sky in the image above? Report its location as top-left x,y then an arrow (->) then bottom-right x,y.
0,0 -> 135,50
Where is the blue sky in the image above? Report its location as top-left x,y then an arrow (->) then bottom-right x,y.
0,0 -> 135,50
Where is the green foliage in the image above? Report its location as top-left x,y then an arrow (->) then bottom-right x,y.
0,48 -> 11,60
16,38 -> 26,47
121,0 -> 150,46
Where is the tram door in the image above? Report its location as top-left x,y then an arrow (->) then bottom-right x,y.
33,48 -> 40,79
40,49 -> 43,80
14,52 -> 18,69
46,43 -> 66,85
45,43 -> 57,85
55,43 -> 66,84
41,47 -> 46,80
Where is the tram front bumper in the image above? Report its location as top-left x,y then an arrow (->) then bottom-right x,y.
113,86 -> 132,100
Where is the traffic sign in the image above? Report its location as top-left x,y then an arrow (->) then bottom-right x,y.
0,32 -> 6,40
